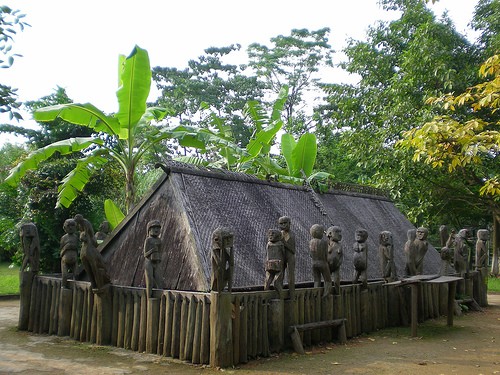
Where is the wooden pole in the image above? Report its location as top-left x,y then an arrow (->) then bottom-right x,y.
58,286 -> 73,336
18,271 -> 34,330
146,297 -> 160,354
268,298 -> 284,353
410,283 -> 419,337
447,281 -> 457,327
95,284 -> 112,345
210,291 -> 233,368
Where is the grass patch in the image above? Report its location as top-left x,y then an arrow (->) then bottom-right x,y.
488,276 -> 500,293
0,261 -> 19,295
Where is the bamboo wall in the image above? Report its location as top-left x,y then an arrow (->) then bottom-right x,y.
21,274 -> 486,367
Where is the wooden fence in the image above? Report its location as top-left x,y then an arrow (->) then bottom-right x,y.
18,271 -> 486,367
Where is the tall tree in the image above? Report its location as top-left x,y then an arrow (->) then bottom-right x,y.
247,28 -> 333,135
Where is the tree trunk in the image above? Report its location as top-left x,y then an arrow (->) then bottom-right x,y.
491,211 -> 500,277
125,169 -> 136,214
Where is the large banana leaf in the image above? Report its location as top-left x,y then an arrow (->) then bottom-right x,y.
104,199 -> 125,230
57,153 -> 109,208
33,103 -> 120,136
241,120 -> 283,163
244,101 -> 267,132
280,133 -> 297,175
4,137 -> 104,186
116,45 -> 151,139
291,133 -> 317,177
270,85 -> 289,123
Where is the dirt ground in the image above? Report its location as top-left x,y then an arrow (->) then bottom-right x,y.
1,296 -> 500,375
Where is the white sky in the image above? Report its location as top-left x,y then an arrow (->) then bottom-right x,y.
1,0 -> 479,145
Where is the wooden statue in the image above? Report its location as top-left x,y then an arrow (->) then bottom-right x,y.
264,229 -> 284,294
475,229 -> 489,269
439,225 -> 449,248
210,227 -> 234,293
143,220 -> 163,297
326,225 -> 343,295
379,231 -> 397,282
454,228 -> 470,276
353,228 -> 368,289
95,221 -> 111,244
439,246 -> 453,276
278,216 -> 296,299
60,218 -> 79,288
414,227 -> 429,275
309,224 -> 332,297
404,229 -> 417,277
20,222 -> 40,273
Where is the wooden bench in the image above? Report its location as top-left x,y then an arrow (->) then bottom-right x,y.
288,319 -> 347,354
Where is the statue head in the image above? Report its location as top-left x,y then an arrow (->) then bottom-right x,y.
147,220 -> 161,237
310,224 -> 325,240
98,221 -> 111,234
326,226 -> 342,242
407,228 -> 416,242
278,216 -> 291,232
63,219 -> 77,234
267,228 -> 282,243
379,231 -> 393,246
416,227 -> 428,240
355,229 -> 368,243
458,228 -> 470,239
212,227 -> 233,249
477,229 -> 489,241
20,222 -> 37,238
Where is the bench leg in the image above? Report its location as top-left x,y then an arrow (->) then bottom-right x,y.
290,327 -> 305,354
338,322 -> 347,344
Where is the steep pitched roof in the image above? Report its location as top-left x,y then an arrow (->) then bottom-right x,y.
100,163 -> 440,291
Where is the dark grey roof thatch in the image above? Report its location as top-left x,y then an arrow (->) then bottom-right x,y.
100,163 -> 440,291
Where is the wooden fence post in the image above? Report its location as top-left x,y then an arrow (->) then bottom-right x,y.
18,271 -> 35,330
210,291 -> 233,368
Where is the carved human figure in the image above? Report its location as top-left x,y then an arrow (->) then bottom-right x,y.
404,229 -> 417,277
143,220 -> 163,298
309,224 -> 332,297
20,222 -> 40,273
439,246 -> 453,276
413,227 -> 429,275
454,228 -> 470,276
379,231 -> 397,282
446,229 -> 456,249
475,229 -> 490,269
326,225 -> 343,295
278,216 -> 296,299
95,221 -> 111,244
210,227 -> 234,293
264,229 -> 284,294
439,225 -> 449,248
60,219 -> 79,288
80,229 -> 111,290
353,229 -> 368,289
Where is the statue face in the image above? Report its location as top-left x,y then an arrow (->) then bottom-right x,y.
310,224 -> 324,239
21,224 -> 35,237
278,218 -> 290,232
380,231 -> 392,245
478,229 -> 490,241
355,229 -> 367,242
64,219 -> 77,234
149,225 -> 161,238
416,228 -> 428,240
327,226 -> 342,242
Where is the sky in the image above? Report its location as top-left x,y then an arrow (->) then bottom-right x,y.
1,0 -> 480,145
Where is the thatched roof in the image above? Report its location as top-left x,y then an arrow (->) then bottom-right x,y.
99,163 -> 440,291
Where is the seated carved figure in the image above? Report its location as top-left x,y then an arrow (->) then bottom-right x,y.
326,226 -> 343,295
404,229 -> 417,277
475,229 -> 489,269
413,227 -> 429,275
353,229 -> 368,289
379,231 -> 397,282
264,229 -> 284,294
20,222 -> 40,273
210,227 -> 234,293
310,224 -> 332,297
60,218 -> 79,289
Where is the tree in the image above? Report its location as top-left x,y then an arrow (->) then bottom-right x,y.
152,45 -> 265,147
317,0 -> 480,230
0,5 -> 29,121
4,46 -> 171,213
399,54 -> 500,274
247,28 -> 333,135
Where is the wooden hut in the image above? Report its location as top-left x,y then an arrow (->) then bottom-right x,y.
98,162 -> 441,291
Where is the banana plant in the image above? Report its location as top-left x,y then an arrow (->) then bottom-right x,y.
5,46 -> 178,213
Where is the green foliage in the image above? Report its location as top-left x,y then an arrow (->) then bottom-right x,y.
104,199 -> 125,230
487,276 -> 500,293
0,262 -> 19,295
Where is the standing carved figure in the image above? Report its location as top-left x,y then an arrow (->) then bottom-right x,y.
404,229 -> 417,276
439,246 -> 453,276
379,231 -> 397,282
95,221 -> 111,244
210,227 -> 234,292
60,219 -> 79,288
20,222 -> 40,273
143,220 -> 163,298
353,229 -> 369,289
326,226 -> 343,295
454,229 -> 470,276
309,224 -> 332,297
439,225 -> 449,248
475,229 -> 489,269
278,216 -> 296,299
264,229 -> 285,294
75,214 -> 110,290
414,227 -> 429,275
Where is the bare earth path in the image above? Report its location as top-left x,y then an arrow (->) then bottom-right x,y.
1,295 -> 500,374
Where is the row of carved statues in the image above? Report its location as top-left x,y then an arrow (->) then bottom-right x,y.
18,217 -> 490,299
